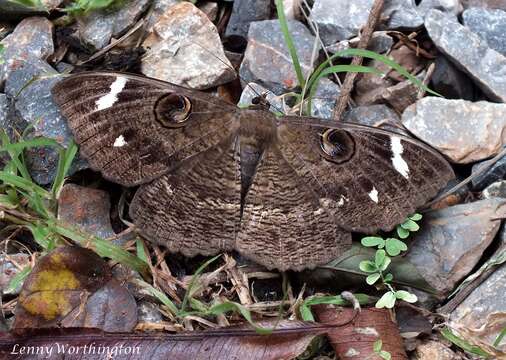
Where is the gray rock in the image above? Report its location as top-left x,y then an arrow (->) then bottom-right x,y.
308,78 -> 341,119
5,59 -> 87,184
463,7 -> 506,57
1,253 -> 31,295
414,341 -> 459,360
343,104 -> 406,134
137,301 -> 163,323
310,0 -> 374,44
383,0 -> 424,29
482,180 -> 506,199
327,31 -> 394,55
142,2 -> 236,89
0,94 -> 8,127
449,262 -> 506,351
225,0 -> 272,41
417,0 -> 463,16
471,153 -> 506,190
78,0 -> 150,50
462,0 -> 506,11
406,198 -> 506,294
238,82 -> 286,113
425,9 -> 506,102
145,0 -> 180,31
431,55 -> 475,100
402,98 -> 506,163
0,17 -> 53,84
240,19 -> 318,94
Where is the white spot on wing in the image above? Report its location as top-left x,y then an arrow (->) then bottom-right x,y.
113,135 -> 127,147
391,136 -> 410,179
95,76 -> 128,111
368,187 -> 379,203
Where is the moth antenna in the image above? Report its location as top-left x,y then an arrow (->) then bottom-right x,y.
422,146 -> 506,210
190,39 -> 286,114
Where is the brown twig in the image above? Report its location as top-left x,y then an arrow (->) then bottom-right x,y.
332,0 -> 385,121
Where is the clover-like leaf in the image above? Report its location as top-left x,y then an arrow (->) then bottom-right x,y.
409,213 -> 422,221
383,273 -> 394,283
375,291 -> 396,309
366,273 -> 381,285
385,238 -> 408,256
395,290 -> 418,303
379,350 -> 392,360
359,260 -> 377,273
373,339 -> 382,353
380,256 -> 391,271
396,226 -> 410,239
400,219 -> 420,231
361,236 -> 385,248
374,249 -> 386,268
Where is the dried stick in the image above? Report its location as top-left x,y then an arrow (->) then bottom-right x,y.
332,0 -> 385,121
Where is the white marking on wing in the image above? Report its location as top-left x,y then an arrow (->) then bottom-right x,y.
390,136 -> 410,179
113,135 -> 127,147
95,76 -> 128,111
368,187 -> 379,203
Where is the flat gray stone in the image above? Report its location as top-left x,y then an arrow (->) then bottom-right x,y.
308,78 -> 341,119
425,9 -> 506,102
383,0 -> 424,29
463,7 -> 506,57
240,19 -> 319,94
225,0 -> 271,41
327,31 -> 394,55
142,2 -> 235,89
406,198 -> 506,294
449,262 -> 506,352
344,104 -> 406,134
238,82 -> 285,113
417,0 -> 463,17
77,0 -> 150,50
402,98 -> 506,163
145,0 -> 180,31
310,0 -> 374,44
0,17 -> 53,84
462,0 -> 506,11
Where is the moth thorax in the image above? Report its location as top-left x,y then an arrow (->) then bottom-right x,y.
320,129 -> 356,164
154,93 -> 192,128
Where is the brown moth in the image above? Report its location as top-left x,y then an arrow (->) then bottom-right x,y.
52,72 -> 454,271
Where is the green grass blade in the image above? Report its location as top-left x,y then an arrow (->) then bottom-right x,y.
4,265 -> 32,294
181,254 -> 222,312
0,131 -> 32,181
493,327 -> 506,347
441,327 -> 491,358
0,138 -> 61,153
48,221 -> 150,278
300,294 -> 371,322
51,141 -> 78,198
136,237 -> 149,263
0,172 -> 51,199
275,0 -> 305,88
207,301 -> 273,334
132,278 -> 179,316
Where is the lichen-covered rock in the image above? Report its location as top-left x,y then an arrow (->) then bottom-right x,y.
402,98 -> 506,163
142,2 -> 236,89
463,7 -> 506,57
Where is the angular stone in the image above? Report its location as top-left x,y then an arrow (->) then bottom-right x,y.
462,0 -> 506,11
238,82 -> 285,113
417,0 -> 463,17
77,0 -> 150,50
482,181 -> 506,199
0,254 -> 31,295
449,262 -> 506,352
344,104 -> 406,134
137,301 -> 163,323
414,340 -> 459,360
308,78 -> 340,119
383,0 -> 424,29
145,0 -> 179,31
225,0 -> 271,41
463,7 -> 506,57
0,17 -> 53,84
425,9 -> 506,102
471,153 -> 506,190
310,0 -> 374,44
431,55 -> 475,100
402,98 -> 506,163
4,59 -> 87,184
240,19 -> 318,94
142,2 -> 235,89
406,198 -> 506,294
